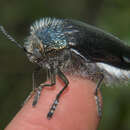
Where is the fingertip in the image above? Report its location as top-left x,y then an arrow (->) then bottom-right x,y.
6,75 -> 102,130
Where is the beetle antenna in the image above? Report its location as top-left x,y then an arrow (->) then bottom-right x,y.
0,25 -> 31,54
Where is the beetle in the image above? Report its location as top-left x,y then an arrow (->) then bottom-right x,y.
0,17 -> 130,119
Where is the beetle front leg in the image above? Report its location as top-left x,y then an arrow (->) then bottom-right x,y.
23,67 -> 41,105
47,68 -> 69,119
32,68 -> 56,106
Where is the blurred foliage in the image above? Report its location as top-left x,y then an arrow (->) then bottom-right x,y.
0,0 -> 130,129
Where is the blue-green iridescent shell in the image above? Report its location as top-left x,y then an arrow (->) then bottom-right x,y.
30,18 -> 67,50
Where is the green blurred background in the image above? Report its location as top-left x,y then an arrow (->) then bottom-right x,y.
0,0 -> 130,129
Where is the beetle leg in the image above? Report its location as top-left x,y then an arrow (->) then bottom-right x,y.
32,67 -> 56,106
23,67 -> 41,105
94,74 -> 104,118
47,68 -> 69,119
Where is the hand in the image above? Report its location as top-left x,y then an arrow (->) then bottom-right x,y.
5,75 -> 102,130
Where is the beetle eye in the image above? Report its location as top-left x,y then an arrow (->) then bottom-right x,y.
33,48 -> 42,58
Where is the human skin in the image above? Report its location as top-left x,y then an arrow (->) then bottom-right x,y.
5,75 -> 102,130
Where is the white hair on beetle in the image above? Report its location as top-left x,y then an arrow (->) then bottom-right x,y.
30,18 -> 63,34
97,62 -> 130,86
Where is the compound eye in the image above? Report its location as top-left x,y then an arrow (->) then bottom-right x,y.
33,48 -> 42,58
